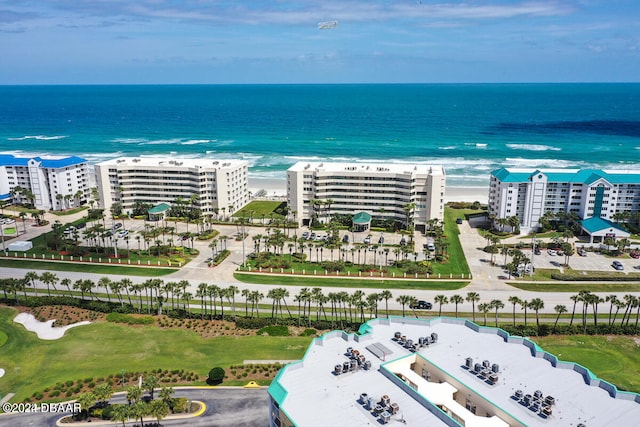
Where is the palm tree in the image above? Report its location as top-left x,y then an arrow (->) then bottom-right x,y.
99,277 -> 113,302
379,290 -> 393,318
396,295 -> 412,317
553,305 -> 567,334
110,404 -> 130,427
450,295 -> 464,317
227,285 -> 239,319
143,374 -> 159,400
126,385 -> 142,404
466,292 -> 480,322
149,399 -> 170,426
434,294 -> 448,316
490,299 -> 504,327
25,271 -> 40,297
40,271 -> 58,297
508,296 -> 521,326
519,299 -> 529,326
77,392 -> 97,420
478,302 -> 490,326
528,298 -> 544,331
569,293 -> 580,326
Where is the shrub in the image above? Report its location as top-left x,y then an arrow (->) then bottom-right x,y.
207,367 -> 225,385
257,325 -> 289,336
299,328 -> 317,337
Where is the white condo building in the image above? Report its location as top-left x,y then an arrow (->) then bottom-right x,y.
287,162 -> 445,231
95,157 -> 249,215
489,168 -> 640,236
0,154 -> 89,211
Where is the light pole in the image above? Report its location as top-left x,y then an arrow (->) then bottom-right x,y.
0,224 -> 6,254
241,218 -> 246,269
530,233 -> 536,277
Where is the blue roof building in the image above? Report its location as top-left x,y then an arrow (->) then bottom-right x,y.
488,168 -> 639,239
0,154 -> 89,211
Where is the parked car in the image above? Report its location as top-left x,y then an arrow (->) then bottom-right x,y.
534,248 -> 541,255
630,251 -> 640,259
342,235 -> 349,243
310,232 -> 316,240
205,257 -> 213,264
612,261 -> 624,271
113,223 -> 123,230
578,249 -> 588,257
117,230 -> 129,238
363,236 -> 371,244
302,231 -> 309,239
410,300 -> 433,310
3,218 -> 15,224
399,237 -> 407,246
378,236 -> 384,244
456,218 -> 463,224
547,249 -> 557,256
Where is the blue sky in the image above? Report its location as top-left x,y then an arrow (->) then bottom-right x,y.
1,0 -> 638,84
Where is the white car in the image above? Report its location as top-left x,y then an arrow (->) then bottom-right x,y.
117,230 -> 129,238
3,218 -> 15,224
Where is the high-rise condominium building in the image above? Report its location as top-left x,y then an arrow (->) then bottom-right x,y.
489,168 -> 640,235
95,157 -> 249,215
0,154 -> 89,211
287,162 -> 445,231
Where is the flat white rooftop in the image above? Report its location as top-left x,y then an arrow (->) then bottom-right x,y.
96,156 -> 246,169
288,161 -> 445,176
270,317 -> 640,427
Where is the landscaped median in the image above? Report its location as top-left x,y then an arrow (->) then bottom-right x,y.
234,271 -> 469,290
0,257 -> 178,277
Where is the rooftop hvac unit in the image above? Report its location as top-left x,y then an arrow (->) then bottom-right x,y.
359,393 -> 369,404
346,346 -> 353,355
390,403 -> 399,414
534,390 -> 543,399
465,357 -> 474,369
381,395 -> 390,405
482,360 -> 490,368
488,373 -> 499,384
394,332 -> 402,340
374,404 -> 384,415
431,332 -> 438,342
380,411 -> 391,424
406,339 -> 414,348
367,397 -> 375,410
474,363 -> 483,373
544,395 -> 555,406
334,364 -> 343,375
343,362 -> 350,372
400,335 -> 407,343
492,363 -> 500,373
349,359 -> 357,371
418,337 -> 426,346
523,394 -> 532,405
364,360 -> 372,370
542,405 -> 552,416
358,354 -> 366,364
514,390 -> 524,400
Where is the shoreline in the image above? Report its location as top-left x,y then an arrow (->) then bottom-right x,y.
248,177 -> 488,204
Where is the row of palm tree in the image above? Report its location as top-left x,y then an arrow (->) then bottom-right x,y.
3,273 -> 640,332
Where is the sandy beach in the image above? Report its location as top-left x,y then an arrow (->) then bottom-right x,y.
249,177 -> 488,204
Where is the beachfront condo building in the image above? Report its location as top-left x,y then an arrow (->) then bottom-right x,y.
95,157 -> 249,215
0,153 -> 89,211
287,162 -> 445,231
489,167 -> 640,236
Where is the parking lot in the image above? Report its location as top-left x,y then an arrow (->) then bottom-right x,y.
527,247 -> 640,273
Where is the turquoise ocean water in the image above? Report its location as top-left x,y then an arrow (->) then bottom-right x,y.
0,84 -> 638,187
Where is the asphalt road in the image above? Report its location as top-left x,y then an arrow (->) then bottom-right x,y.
0,388 -> 269,427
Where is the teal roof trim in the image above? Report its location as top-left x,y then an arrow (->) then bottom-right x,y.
352,211 -> 372,224
148,203 -> 171,214
581,217 -> 629,234
492,168 -> 640,185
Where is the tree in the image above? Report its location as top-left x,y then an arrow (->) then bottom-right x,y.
553,305 -> 567,334
207,367 -> 225,385
490,299 -> 504,327
77,392 -> 97,419
529,298 -> 545,331
110,404 -> 130,427
434,295 -> 448,316
396,295 -> 412,317
149,399 -> 170,426
143,374 -> 159,400
466,292 -> 480,322
478,302 -> 490,326
94,383 -> 113,406
519,299 -> 529,326
126,385 -> 142,404
508,296 -> 521,326
379,290 -> 393,318
158,386 -> 175,406
129,401 -> 148,427
450,295 -> 464,317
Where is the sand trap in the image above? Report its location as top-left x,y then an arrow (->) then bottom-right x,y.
0,368 -> 4,378
13,313 -> 91,340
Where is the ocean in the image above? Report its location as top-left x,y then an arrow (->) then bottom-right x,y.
0,84 -> 639,187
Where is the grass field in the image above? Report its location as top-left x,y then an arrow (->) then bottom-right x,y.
0,307 -> 311,401
233,200 -> 286,219
533,334 -> 640,393
508,281 -> 640,292
234,272 -> 469,290
442,207 -> 472,276
0,258 -> 178,277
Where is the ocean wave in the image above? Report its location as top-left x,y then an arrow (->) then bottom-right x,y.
111,138 -> 147,144
438,146 -> 456,150
181,139 -> 215,145
140,138 -> 184,145
506,143 -> 561,152
504,157 -> 583,168
8,135 -> 67,141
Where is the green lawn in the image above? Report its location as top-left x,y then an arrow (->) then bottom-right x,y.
50,206 -> 88,216
234,272 -> 469,290
0,258 -> 177,277
508,281 -> 640,292
234,200 -> 286,219
533,335 -> 640,393
0,306 -> 311,401
441,207 -> 471,275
